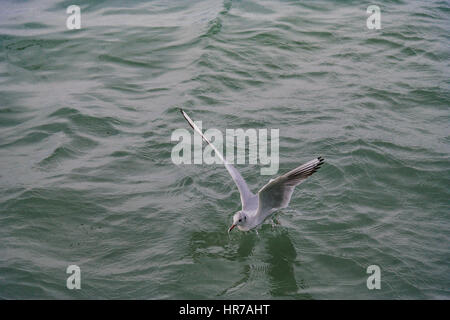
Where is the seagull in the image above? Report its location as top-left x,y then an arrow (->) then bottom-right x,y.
180,109 -> 324,233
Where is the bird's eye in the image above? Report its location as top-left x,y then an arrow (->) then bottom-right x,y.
239,219 -> 242,222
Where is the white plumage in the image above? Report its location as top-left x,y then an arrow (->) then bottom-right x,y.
181,109 -> 324,232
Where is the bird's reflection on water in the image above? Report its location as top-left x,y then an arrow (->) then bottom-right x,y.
188,225 -> 311,299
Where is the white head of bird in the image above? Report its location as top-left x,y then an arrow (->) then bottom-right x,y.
228,211 -> 250,232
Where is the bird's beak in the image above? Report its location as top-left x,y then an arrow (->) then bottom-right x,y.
228,224 -> 236,233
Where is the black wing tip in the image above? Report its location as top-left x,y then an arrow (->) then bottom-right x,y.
180,108 -> 196,130
317,156 -> 325,166
289,157 -> 325,178
311,156 -> 325,175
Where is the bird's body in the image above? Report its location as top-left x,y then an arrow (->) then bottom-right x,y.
180,109 -> 324,233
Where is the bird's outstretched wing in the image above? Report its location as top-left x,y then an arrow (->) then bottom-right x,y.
180,109 -> 256,211
255,157 -> 324,220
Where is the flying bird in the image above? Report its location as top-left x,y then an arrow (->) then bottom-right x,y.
180,109 -> 324,233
